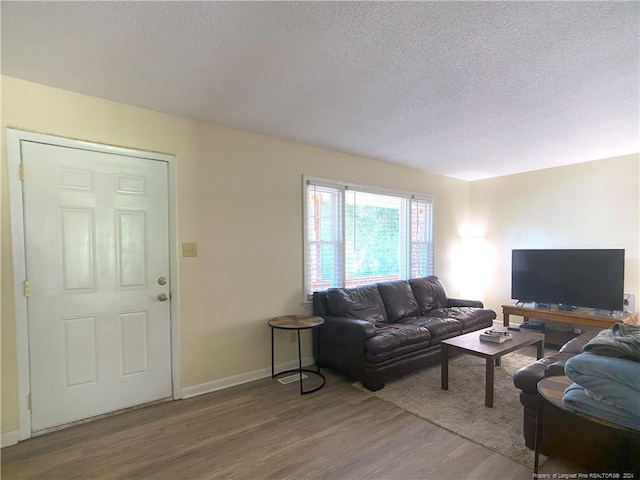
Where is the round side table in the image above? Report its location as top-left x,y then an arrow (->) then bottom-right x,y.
268,315 -> 326,395
534,375 -> 639,474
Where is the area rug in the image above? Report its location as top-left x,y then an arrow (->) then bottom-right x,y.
354,348 -> 550,468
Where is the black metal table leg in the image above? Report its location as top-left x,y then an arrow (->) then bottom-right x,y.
297,329 -> 303,395
315,327 -> 321,374
271,327 -> 275,378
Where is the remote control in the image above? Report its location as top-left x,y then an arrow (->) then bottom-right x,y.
507,326 -> 521,331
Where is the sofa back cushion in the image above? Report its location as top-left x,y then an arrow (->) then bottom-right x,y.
409,276 -> 448,314
377,280 -> 420,323
327,286 -> 388,324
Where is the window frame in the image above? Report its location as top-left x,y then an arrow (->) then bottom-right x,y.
302,175 -> 435,302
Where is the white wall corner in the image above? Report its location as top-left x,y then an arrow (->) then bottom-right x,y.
1,430 -> 20,448
181,357 -> 315,399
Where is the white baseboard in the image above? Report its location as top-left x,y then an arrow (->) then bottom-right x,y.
181,357 -> 315,399
1,430 -> 20,448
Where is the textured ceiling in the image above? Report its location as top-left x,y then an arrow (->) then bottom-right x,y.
2,1 -> 638,180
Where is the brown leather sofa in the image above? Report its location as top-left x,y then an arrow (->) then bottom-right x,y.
513,330 -> 640,473
312,276 -> 496,391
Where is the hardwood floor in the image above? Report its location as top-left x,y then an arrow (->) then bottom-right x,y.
2,372 -> 580,479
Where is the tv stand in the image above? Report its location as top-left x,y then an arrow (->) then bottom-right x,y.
502,304 -> 636,330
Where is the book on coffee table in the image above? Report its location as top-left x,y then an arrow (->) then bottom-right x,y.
480,329 -> 512,343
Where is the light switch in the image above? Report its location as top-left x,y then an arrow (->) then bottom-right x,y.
182,242 -> 198,257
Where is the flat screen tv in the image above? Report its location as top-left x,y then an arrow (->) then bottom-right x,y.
511,249 -> 625,311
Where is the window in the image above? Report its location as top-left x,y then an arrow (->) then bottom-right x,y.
304,177 -> 434,300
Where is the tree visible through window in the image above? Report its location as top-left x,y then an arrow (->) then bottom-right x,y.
305,178 -> 434,299
345,190 -> 402,286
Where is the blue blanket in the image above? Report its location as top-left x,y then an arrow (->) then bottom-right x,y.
563,351 -> 640,425
563,383 -> 640,431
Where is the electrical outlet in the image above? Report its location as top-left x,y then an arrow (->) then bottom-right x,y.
182,242 -> 198,257
623,294 -> 635,313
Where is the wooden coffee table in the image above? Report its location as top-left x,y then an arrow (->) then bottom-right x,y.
441,329 -> 545,407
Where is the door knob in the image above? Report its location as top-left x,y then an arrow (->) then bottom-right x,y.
158,293 -> 168,302
157,276 -> 167,285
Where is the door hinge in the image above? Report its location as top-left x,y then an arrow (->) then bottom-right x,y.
27,394 -> 32,411
23,281 -> 30,297
19,164 -> 24,181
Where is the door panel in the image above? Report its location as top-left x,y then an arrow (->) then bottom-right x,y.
116,210 -> 147,288
22,141 -> 172,433
119,311 -> 149,377
60,207 -> 96,291
62,315 -> 98,387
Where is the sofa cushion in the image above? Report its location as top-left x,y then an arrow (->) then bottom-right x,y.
365,340 -> 433,363
397,316 -> 462,343
326,286 -> 388,324
365,323 -> 432,354
377,280 -> 420,323
426,306 -> 496,331
409,276 -> 448,314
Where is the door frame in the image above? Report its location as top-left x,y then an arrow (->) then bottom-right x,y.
7,128 -> 182,441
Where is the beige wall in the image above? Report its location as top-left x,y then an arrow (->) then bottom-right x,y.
4,75 -> 637,438
1,76 -> 470,434
469,154 -> 640,315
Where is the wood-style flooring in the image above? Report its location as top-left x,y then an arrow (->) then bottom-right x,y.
1,371 -> 581,480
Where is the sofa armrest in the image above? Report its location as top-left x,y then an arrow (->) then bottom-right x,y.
314,315 -> 376,383
544,360 -> 567,377
446,297 -> 484,308
318,315 -> 377,340
513,362 -> 547,394
513,352 -> 575,394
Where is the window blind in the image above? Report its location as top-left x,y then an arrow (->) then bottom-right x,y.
410,197 -> 435,278
305,181 -> 343,296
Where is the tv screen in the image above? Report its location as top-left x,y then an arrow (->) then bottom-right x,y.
511,249 -> 625,311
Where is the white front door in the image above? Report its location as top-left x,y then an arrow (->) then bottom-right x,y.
22,141 -> 172,433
